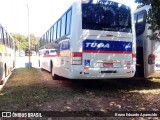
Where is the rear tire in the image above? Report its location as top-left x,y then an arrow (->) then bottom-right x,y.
13,60 -> 15,68
38,60 -> 40,67
52,65 -> 59,80
0,80 -> 3,85
39,60 -> 44,71
50,61 -> 53,73
52,74 -> 60,80
5,64 -> 7,77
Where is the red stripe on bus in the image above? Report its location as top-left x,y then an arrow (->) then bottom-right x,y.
83,50 -> 132,54
44,54 -> 58,57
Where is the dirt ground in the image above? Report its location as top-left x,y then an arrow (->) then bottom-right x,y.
0,68 -> 160,120
39,70 -> 160,120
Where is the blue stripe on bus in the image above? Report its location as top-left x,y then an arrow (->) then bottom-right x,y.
82,39 -> 132,53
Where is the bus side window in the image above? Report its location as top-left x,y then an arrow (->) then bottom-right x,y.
135,10 -> 147,36
0,27 -> 2,44
2,29 -> 5,45
60,40 -> 70,51
45,50 -> 49,54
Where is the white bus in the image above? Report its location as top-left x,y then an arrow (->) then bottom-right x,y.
0,24 -> 16,85
135,5 -> 160,78
39,48 -> 57,71
39,0 -> 136,80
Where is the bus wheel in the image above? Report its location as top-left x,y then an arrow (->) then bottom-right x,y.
13,60 -> 15,68
50,61 -> 52,73
52,66 -> 59,80
52,74 -> 59,80
5,64 -> 7,77
0,80 -> 3,85
38,60 -> 40,67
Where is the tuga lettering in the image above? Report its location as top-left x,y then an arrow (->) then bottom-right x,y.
86,42 -> 110,48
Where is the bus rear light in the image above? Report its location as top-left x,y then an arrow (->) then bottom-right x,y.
72,52 -> 82,57
72,57 -> 81,61
71,52 -> 82,65
84,67 -> 89,70
72,61 -> 82,65
124,61 -> 131,69
124,61 -> 131,66
132,54 -> 136,58
132,54 -> 137,65
148,54 -> 155,64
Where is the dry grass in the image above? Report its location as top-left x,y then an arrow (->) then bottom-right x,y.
0,68 -> 77,111
0,67 -> 160,114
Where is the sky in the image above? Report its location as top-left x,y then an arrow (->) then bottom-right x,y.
0,0 -> 137,37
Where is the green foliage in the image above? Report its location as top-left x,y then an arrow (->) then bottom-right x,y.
30,34 -> 39,51
11,33 -> 39,51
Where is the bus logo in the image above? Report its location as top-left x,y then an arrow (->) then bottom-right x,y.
83,39 -> 132,53
85,43 -> 110,48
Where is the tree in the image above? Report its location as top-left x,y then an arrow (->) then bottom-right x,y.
29,34 -> 39,51
135,0 -> 160,39
11,33 -> 39,51
11,33 -> 28,50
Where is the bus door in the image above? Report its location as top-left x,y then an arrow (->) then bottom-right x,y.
59,40 -> 70,72
44,50 -> 50,70
134,9 -> 147,77
40,49 -> 46,68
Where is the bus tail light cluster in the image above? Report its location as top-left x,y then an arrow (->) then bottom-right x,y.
71,52 -> 82,65
148,54 -> 155,64
124,61 -> 131,69
132,54 -> 137,65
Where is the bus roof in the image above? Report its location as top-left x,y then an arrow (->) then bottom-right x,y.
134,5 -> 151,14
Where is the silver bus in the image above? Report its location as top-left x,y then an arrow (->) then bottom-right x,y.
134,5 -> 160,78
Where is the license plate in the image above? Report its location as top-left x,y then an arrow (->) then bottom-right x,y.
103,63 -> 113,68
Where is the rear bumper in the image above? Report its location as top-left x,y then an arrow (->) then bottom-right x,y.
145,70 -> 160,78
144,66 -> 160,78
68,66 -> 135,79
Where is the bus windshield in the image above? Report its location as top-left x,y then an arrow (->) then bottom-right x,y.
82,3 -> 131,32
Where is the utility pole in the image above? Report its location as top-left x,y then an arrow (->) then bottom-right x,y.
26,4 -> 31,68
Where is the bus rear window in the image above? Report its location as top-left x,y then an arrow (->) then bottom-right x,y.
134,10 -> 147,36
82,3 -> 131,32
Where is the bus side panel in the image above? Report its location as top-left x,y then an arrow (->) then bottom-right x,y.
57,50 -> 72,78
143,24 -> 155,78
135,6 -> 160,78
143,25 -> 160,78
144,37 -> 160,78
